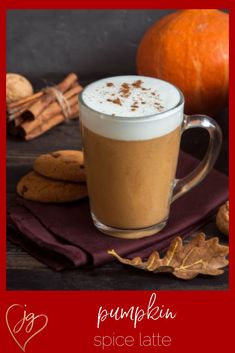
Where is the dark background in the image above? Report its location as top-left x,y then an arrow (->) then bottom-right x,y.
7,10 -> 228,290
7,10 -> 176,80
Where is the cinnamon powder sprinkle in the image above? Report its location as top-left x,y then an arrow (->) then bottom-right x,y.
113,98 -> 122,105
103,80 -> 164,112
107,97 -> 122,106
132,80 -> 143,88
154,102 -> 164,109
119,83 -> 130,97
121,83 -> 129,90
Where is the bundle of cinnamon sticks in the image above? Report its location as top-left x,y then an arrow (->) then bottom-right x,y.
7,73 -> 82,140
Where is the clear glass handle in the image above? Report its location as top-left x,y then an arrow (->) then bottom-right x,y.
172,114 -> 222,202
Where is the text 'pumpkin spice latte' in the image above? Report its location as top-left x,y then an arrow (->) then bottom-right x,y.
137,10 -> 229,115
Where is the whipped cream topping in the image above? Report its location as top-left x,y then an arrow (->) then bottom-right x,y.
79,76 -> 184,140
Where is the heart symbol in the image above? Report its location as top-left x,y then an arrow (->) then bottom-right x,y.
6,304 -> 48,352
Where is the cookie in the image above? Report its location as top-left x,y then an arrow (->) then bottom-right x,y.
17,171 -> 87,203
216,201 -> 229,236
33,150 -> 86,182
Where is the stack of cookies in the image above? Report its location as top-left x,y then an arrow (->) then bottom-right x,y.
17,150 -> 87,203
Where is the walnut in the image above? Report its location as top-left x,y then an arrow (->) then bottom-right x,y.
6,73 -> 33,104
216,201 -> 229,236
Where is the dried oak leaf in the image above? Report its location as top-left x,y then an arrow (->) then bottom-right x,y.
108,233 -> 229,280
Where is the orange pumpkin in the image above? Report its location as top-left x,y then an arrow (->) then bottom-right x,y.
137,10 -> 229,115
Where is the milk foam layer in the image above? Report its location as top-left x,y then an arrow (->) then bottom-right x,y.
80,76 -> 184,141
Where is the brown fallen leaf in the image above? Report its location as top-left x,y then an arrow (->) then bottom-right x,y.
107,233 -> 229,280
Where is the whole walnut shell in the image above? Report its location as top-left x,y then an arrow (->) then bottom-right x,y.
6,73 -> 33,104
216,201 -> 229,236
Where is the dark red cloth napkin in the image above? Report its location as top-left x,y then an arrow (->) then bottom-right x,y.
7,151 -> 228,271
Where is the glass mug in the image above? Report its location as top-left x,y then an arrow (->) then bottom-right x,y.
79,76 -> 222,239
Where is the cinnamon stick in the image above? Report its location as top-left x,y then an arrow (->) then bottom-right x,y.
19,85 -> 82,136
8,115 -> 23,128
7,115 -> 25,136
7,91 -> 44,110
8,97 -> 40,114
7,100 -> 38,121
24,106 -> 79,141
8,83 -> 82,123
20,73 -> 78,121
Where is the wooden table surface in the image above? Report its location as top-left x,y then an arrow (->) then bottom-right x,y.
7,101 -> 229,291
